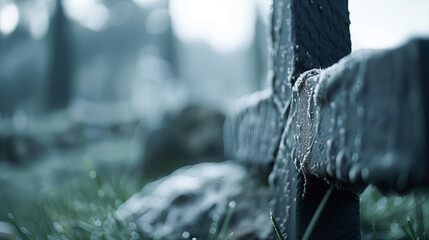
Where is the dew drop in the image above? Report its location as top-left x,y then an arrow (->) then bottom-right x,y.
337,118 -> 343,126
94,219 -> 102,227
90,170 -> 97,179
361,167 -> 369,180
376,198 -> 387,211
53,222 -> 64,233
129,222 -> 137,230
382,153 -> 394,168
182,231 -> 190,239
352,153 -> 359,162
354,137 -> 361,147
97,189 -> 105,198
348,164 -> 360,183
357,107 -> 364,117
212,214 -> 220,222
335,151 -> 345,179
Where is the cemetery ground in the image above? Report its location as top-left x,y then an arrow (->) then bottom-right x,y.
0,111 -> 147,239
0,140 -> 147,239
0,120 -> 428,240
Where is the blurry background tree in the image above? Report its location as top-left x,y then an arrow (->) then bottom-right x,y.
46,0 -> 72,111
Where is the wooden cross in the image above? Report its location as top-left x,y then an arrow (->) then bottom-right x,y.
225,0 -> 429,239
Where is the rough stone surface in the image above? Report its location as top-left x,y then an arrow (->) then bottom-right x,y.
117,162 -> 273,240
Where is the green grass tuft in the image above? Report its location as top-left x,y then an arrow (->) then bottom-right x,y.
6,166 -> 145,240
270,211 -> 285,240
301,185 -> 334,240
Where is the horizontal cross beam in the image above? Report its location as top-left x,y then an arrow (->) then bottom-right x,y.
224,89 -> 282,177
271,39 -> 429,239
293,39 -> 429,193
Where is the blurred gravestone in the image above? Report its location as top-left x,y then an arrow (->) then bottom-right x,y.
142,105 -> 225,179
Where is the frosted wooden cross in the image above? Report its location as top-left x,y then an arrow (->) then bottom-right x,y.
225,0 -> 429,239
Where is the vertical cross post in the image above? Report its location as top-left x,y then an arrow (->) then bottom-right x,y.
270,0 -> 350,111
269,1 -> 361,239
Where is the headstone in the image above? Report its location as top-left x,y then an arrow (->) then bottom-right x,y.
142,105 -> 225,179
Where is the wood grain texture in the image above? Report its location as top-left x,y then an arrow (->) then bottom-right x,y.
269,1 -> 360,239
270,0 -> 350,112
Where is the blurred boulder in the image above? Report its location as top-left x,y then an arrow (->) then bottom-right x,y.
117,161 -> 273,240
142,105 -> 225,178
0,109 -> 141,164
0,134 -> 44,164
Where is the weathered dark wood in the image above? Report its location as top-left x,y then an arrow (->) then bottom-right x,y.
224,89 -> 282,177
225,0 -> 429,239
293,40 -> 429,193
226,1 -> 358,238
269,1 -> 361,239
270,0 -> 350,112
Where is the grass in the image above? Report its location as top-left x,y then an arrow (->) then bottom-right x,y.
5,170 -> 428,240
301,185 -> 334,240
270,211 -> 284,240
361,186 -> 428,240
4,164 -> 145,240
206,201 -> 236,240
217,201 -> 236,240
2,156 -> 428,240
270,185 -> 334,240
270,185 -> 428,240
